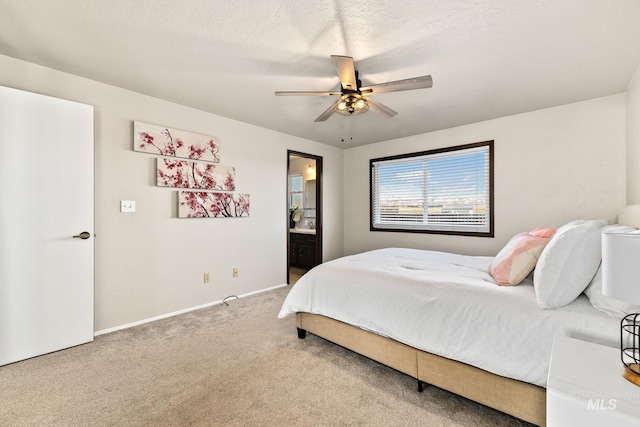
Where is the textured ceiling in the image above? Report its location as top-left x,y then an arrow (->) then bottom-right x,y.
1,0 -> 640,147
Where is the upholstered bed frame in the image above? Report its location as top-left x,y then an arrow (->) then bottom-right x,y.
296,312 -> 546,426
293,205 -> 640,427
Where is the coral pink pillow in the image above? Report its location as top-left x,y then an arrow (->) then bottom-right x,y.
489,229 -> 556,286
529,227 -> 556,238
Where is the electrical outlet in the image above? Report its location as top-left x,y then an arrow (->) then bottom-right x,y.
204,272 -> 210,283
232,268 -> 238,278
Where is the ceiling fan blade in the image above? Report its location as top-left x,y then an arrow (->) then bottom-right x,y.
361,75 -> 433,94
366,97 -> 398,118
314,99 -> 341,122
330,55 -> 358,91
275,91 -> 341,96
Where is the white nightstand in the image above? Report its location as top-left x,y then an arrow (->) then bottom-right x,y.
547,336 -> 640,426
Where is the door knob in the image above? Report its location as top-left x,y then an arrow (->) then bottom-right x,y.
73,231 -> 91,240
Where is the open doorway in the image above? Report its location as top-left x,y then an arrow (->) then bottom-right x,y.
287,150 -> 323,284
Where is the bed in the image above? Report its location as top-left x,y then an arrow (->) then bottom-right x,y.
279,209 -> 640,426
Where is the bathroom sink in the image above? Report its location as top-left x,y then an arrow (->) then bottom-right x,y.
290,228 -> 316,235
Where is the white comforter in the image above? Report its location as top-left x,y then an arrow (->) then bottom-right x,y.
278,248 -> 619,387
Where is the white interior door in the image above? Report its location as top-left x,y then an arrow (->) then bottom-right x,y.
0,86 -> 94,366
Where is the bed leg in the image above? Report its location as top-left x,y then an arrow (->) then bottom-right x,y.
418,380 -> 426,393
297,328 -> 307,339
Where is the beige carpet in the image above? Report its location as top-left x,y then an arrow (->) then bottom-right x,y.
0,286 -> 534,426
289,267 -> 309,285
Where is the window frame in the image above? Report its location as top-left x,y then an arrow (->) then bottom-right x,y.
289,173 -> 304,211
369,140 -> 494,237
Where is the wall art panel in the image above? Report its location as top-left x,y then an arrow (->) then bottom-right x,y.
134,121 -> 220,162
157,158 -> 235,191
178,191 -> 250,218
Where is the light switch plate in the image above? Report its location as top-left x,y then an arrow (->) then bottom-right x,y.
120,200 -> 136,213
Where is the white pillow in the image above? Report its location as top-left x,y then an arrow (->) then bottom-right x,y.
533,219 -> 607,309
583,225 -> 640,316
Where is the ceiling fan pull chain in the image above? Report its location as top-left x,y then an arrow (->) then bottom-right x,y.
339,114 -> 355,144
350,119 -> 353,143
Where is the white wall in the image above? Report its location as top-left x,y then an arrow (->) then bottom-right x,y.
0,54 -> 344,332
343,95 -> 626,257
627,63 -> 640,203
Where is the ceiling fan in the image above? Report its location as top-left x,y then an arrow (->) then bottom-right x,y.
275,55 -> 433,122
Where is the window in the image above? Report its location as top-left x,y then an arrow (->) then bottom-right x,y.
289,174 -> 303,210
370,141 -> 493,237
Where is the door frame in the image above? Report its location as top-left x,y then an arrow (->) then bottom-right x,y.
287,150 -> 323,284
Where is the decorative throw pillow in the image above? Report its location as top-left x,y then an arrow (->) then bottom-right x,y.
489,229 -> 555,286
529,227 -> 556,238
534,219 -> 607,309
583,225 -> 640,316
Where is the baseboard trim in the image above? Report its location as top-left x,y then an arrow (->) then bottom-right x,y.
94,283 -> 288,336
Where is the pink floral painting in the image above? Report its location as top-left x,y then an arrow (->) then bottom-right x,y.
178,191 -> 250,218
134,121 -> 220,162
157,158 -> 235,190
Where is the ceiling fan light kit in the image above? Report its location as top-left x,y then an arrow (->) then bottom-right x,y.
336,93 -> 368,115
275,55 -> 432,122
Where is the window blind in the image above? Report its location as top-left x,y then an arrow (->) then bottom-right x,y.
370,141 -> 493,236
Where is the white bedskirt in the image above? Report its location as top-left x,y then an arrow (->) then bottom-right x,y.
279,248 -> 619,387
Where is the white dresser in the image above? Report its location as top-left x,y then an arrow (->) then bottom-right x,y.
547,336 -> 640,426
